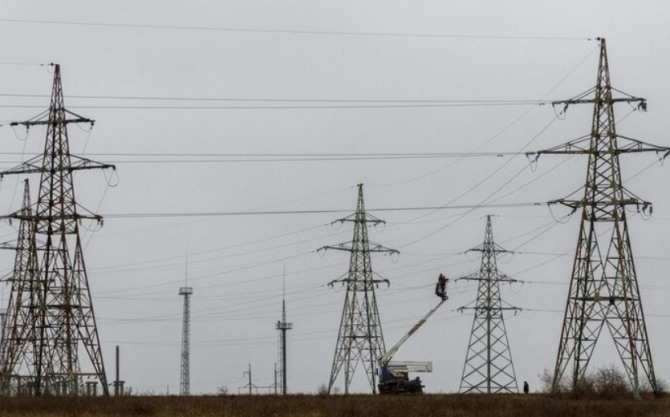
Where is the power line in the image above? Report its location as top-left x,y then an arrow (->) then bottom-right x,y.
0,92 -> 559,105
91,230 -> 349,277
0,62 -> 48,67
368,44 -> 599,193
0,102 -> 552,111
51,155 -> 518,164
397,109 -> 563,248
99,202 -> 543,219
0,18 -> 593,41
85,212 -> 559,299
87,214 -> 560,301
0,151 -> 524,165
89,224 -> 332,273
32,152 -> 518,158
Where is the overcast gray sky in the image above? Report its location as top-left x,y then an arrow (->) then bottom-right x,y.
0,0 -> 669,394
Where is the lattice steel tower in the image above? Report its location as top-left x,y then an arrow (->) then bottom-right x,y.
179,280 -> 193,395
0,181 -> 38,396
530,38 -> 667,396
0,65 -> 114,396
320,184 -> 397,394
0,309 -> 5,357
458,215 -> 519,393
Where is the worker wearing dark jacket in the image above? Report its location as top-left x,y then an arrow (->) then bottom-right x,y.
435,273 -> 448,300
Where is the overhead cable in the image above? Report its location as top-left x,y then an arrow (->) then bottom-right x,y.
100,202 -> 543,219
0,18 -> 593,41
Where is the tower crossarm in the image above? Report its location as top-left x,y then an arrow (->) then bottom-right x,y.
0,154 -> 115,179
465,244 -> 512,255
616,136 -> 670,156
328,271 -> 389,287
527,136 -> 670,159
548,184 -> 652,219
458,305 -> 522,313
330,212 -> 386,227
318,241 -> 398,255
0,240 -> 19,251
547,58 -> 647,113
548,197 -> 651,211
456,273 -> 519,285
328,277 -> 389,287
9,108 -> 94,128
550,95 -> 646,110
2,213 -> 104,223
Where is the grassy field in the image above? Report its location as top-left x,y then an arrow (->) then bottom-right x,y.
0,394 -> 669,417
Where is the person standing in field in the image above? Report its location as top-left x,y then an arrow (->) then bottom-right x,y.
523,381 -> 529,394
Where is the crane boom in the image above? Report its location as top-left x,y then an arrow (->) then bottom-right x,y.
378,298 -> 446,366
377,273 -> 448,395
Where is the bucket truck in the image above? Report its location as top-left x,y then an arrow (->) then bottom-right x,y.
377,274 -> 448,394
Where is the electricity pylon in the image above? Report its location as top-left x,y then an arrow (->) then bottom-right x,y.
0,64 -> 115,396
179,284 -> 193,396
0,179 -> 41,395
458,215 -> 520,394
320,184 -> 397,394
529,38 -> 668,396
0,180 -> 39,396
0,309 -> 5,352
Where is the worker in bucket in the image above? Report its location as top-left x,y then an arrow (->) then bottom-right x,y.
435,273 -> 448,300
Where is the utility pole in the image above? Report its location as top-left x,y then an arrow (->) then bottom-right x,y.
458,215 -> 520,394
319,184 -> 397,394
243,364 -> 253,395
0,64 -> 114,396
114,345 -> 124,396
529,38 -> 667,396
273,363 -> 278,395
179,257 -> 193,396
276,270 -> 292,395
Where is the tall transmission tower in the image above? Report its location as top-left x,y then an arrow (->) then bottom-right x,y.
179,259 -> 193,396
0,309 -> 6,365
275,271 -> 292,395
0,65 -> 115,396
529,38 -> 668,396
0,180 -> 39,396
320,184 -> 397,394
458,215 -> 520,394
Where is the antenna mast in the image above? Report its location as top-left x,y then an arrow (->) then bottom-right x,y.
276,268 -> 292,395
179,255 -> 193,396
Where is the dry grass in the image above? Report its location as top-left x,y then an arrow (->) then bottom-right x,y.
0,394 -> 669,417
